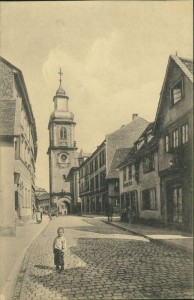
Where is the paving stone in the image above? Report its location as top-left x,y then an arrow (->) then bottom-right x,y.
12,216 -> 193,300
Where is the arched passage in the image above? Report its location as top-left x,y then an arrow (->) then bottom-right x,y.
58,197 -> 71,215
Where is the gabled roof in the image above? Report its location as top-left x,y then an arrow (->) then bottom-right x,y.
37,192 -> 50,201
134,135 -> 159,160
179,57 -> 193,75
134,122 -> 154,143
105,116 -> 149,174
117,147 -> 136,169
117,135 -> 159,169
0,56 -> 37,143
117,122 -> 158,169
0,100 -> 16,135
107,148 -> 130,179
154,55 -> 193,132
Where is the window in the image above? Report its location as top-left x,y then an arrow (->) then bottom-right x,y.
99,150 -> 105,167
181,123 -> 188,144
143,154 -> 155,173
80,168 -> 83,179
90,161 -> 94,174
172,129 -> 179,148
123,167 -> 127,182
171,79 -> 183,105
85,179 -> 89,191
15,138 -> 20,159
165,135 -> 169,152
142,188 -> 157,210
99,171 -> 106,187
60,127 -> 67,139
128,165 -> 132,181
173,187 -> 183,223
90,178 -> 94,191
85,164 -> 89,175
95,175 -> 99,189
94,157 -> 98,171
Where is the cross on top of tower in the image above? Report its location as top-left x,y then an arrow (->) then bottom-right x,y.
56,67 -> 66,96
58,67 -> 63,85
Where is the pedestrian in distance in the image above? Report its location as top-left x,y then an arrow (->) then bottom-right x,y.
105,203 -> 114,223
36,208 -> 42,224
53,227 -> 66,272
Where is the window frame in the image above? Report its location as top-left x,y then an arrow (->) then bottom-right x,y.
123,166 -> 127,182
172,128 -> 179,148
60,127 -> 67,140
128,165 -> 132,181
143,153 -> 155,174
181,123 -> 189,144
142,187 -> 157,211
170,77 -> 184,106
165,135 -> 169,152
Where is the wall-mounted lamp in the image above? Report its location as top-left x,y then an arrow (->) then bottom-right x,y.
14,172 -> 20,184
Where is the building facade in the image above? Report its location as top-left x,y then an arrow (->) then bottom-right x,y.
0,57 -> 37,236
79,142 -> 107,215
79,115 -> 149,215
118,123 -> 161,223
47,71 -> 78,214
35,187 -> 50,212
118,55 -> 193,231
154,55 -> 193,231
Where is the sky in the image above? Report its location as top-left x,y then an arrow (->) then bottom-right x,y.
0,1 -> 192,191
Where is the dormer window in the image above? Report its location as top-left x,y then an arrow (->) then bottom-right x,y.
171,78 -> 184,105
60,127 -> 67,139
137,139 -> 144,150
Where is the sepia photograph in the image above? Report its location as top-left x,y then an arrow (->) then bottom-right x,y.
0,1 -> 193,299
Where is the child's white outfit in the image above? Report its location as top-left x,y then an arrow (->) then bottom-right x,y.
53,236 -> 66,271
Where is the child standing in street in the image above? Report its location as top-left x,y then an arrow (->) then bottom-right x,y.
53,227 -> 66,272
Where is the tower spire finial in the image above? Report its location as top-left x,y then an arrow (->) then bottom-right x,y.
56,67 -> 66,96
58,67 -> 63,87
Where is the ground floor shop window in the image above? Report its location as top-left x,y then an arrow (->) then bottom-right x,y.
173,187 -> 183,223
142,188 -> 157,210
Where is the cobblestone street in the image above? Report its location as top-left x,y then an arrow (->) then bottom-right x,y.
12,216 -> 193,300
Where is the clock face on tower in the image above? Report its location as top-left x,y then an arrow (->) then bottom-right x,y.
59,153 -> 68,163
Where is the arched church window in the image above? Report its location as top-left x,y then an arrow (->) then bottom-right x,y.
60,127 -> 67,139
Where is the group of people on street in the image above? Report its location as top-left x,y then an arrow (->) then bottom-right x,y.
105,202 -> 135,224
121,205 -> 135,223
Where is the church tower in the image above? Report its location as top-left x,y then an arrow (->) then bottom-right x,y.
48,69 -> 78,213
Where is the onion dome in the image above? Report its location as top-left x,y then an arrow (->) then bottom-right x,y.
56,85 -> 66,97
49,67 -> 74,122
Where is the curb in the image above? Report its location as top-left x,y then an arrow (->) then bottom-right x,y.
102,219 -> 193,254
0,218 -> 50,300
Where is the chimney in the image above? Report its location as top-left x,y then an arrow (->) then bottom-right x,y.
132,113 -> 138,120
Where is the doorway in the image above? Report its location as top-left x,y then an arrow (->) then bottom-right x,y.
166,182 -> 183,225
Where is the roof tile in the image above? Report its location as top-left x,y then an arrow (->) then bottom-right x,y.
0,100 -> 16,135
